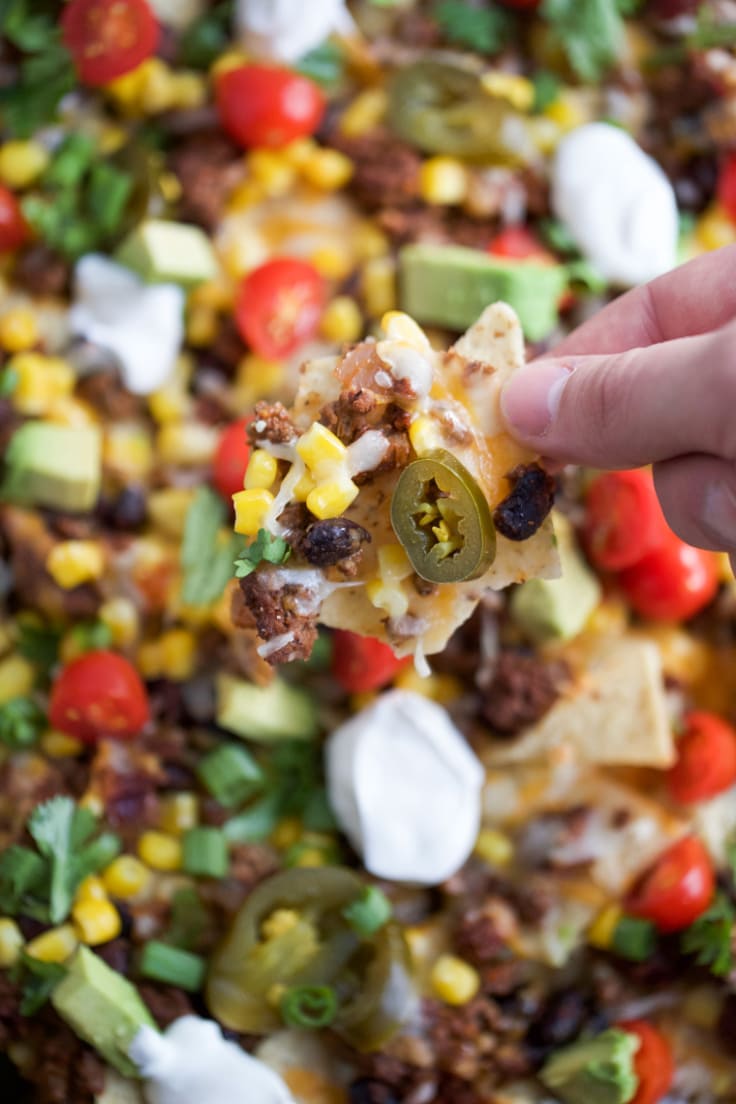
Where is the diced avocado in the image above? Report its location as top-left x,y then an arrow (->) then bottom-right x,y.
216,673 -> 319,742
540,1028 -> 640,1104
399,242 -> 567,342
51,947 -> 156,1078
511,512 -> 601,642
1,423 -> 102,513
116,219 -> 218,288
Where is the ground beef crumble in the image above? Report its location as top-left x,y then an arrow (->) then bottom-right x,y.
168,130 -> 242,230
479,651 -> 570,737
249,400 -> 298,444
239,570 -> 319,664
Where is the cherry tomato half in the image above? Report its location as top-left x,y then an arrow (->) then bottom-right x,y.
0,186 -> 29,252
619,535 -> 718,622
584,469 -> 669,572
719,155 -> 736,223
487,225 -> 550,260
235,258 -> 325,361
331,631 -> 410,695
619,1020 -> 674,1104
667,710 -> 736,805
62,0 -> 159,86
49,650 -> 150,743
212,417 -> 252,502
626,836 -> 714,933
216,64 -> 325,150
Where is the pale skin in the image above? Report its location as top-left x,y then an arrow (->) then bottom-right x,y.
500,243 -> 736,569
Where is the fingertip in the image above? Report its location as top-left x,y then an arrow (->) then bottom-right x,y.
500,360 -> 572,441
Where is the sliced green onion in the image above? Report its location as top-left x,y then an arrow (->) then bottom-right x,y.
86,161 -> 133,236
197,744 -> 264,808
140,941 -> 206,992
611,916 -> 657,962
223,792 -> 283,843
44,134 -> 97,189
68,620 -> 113,655
280,984 -> 338,1029
301,788 -> 338,832
342,886 -> 392,936
182,827 -> 229,879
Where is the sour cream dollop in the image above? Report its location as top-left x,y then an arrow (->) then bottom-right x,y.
234,0 -> 355,62
326,690 -> 484,885
129,1016 -> 295,1104
69,255 -> 184,396
552,122 -> 678,287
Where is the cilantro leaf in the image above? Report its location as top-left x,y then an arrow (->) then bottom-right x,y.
541,0 -> 625,82
681,893 -> 735,978
15,618 -> 61,674
234,529 -> 292,578
0,697 -> 45,749
0,846 -> 48,917
13,954 -> 66,1016
296,41 -> 345,89
181,487 -> 243,606
433,0 -> 512,54
0,37 -> 75,139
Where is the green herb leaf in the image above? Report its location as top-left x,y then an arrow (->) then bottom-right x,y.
14,954 -> 66,1016
67,620 -> 113,656
682,893 -> 735,977
433,0 -> 512,54
541,0 -> 625,82
178,0 -> 233,69
181,487 -> 243,606
342,885 -> 392,936
0,36 -> 75,138
0,698 -> 45,749
296,41 -> 345,89
0,846 -> 48,917
234,528 -> 292,579
86,161 -> 134,237
15,619 -> 61,673
0,0 -> 59,52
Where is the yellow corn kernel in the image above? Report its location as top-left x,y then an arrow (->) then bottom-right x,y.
75,876 -> 108,904
149,385 -> 191,424
0,140 -> 48,189
157,422 -> 220,466
682,985 -> 724,1030
306,478 -> 359,521
99,598 -> 139,649
0,307 -> 38,352
544,92 -> 589,132
136,640 -> 163,680
148,488 -> 196,539
26,924 -> 78,964
261,908 -> 300,941
293,847 -> 328,868
271,817 -> 302,849
366,577 -> 410,619
0,918 -> 24,967
430,955 -> 480,1006
138,831 -> 183,872
377,544 -> 413,582
210,49 -> 250,78
247,149 -> 297,197
353,221 -> 390,264
158,628 -> 197,681
296,422 -> 347,474
395,668 -> 463,705
481,72 -> 535,112
301,148 -> 354,191
158,171 -> 182,204
381,310 -> 430,349
79,792 -> 105,816
73,898 -> 122,946
41,730 -> 85,759
10,353 -> 74,415
159,793 -> 199,836
293,470 -> 316,502
103,855 -> 151,900
281,137 -> 317,167
190,278 -> 234,313
339,88 -> 388,137
46,541 -> 105,590
310,244 -> 353,281
645,625 -> 711,685
187,304 -> 219,347
473,828 -> 514,868
587,904 -> 622,951
409,415 -> 442,456
234,354 -> 285,404
418,156 -> 468,206
233,488 -> 275,536
139,59 -> 177,114
105,60 -> 150,111
104,424 -> 154,479
696,203 -> 736,252
320,296 -> 363,343
170,72 -> 208,110
226,179 -> 266,213
585,598 -> 628,637
245,449 -> 278,491
362,256 -> 397,317
0,654 -> 35,704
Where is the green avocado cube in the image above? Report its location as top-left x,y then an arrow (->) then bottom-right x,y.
2,423 -> 102,513
216,674 -> 319,742
540,1028 -> 639,1104
116,219 -> 219,288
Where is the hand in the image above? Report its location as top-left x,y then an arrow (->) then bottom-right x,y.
500,244 -> 736,562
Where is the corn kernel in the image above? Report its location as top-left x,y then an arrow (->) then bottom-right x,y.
149,385 -> 191,424
645,625 -> 711,685
696,203 -> 736,252
210,49 -> 250,78
261,908 -> 300,941
419,156 -> 468,206
585,598 -> 628,637
310,244 -> 353,281
481,72 -> 535,112
271,817 -> 302,849
46,541 -> 105,590
10,353 -> 74,416
73,898 -> 122,946
473,828 -> 514,868
320,296 -> 363,343
339,88 -> 388,137
544,91 -> 589,132
159,628 -> 197,680
395,668 -> 463,704
408,415 -> 443,456
233,488 -> 275,536
157,422 -> 219,466
430,955 -> 480,1005
0,307 -> 38,353
26,924 -> 78,964
136,640 -> 163,680
377,544 -> 413,581
306,478 -> 359,520
226,179 -> 266,213
138,831 -> 183,872
301,148 -> 354,191
79,792 -> 105,817
105,61 -> 150,112
139,58 -> 177,114
587,904 -> 622,950
104,424 -> 154,479
187,304 -> 219,347
293,848 -> 328,868
282,137 -> 317,167
296,422 -> 347,475
0,918 -> 24,967
171,72 -> 208,110
245,449 -> 278,491
190,278 -> 234,313
41,730 -> 85,759
381,310 -> 430,349
99,598 -> 139,648
0,654 -> 35,704
366,577 -> 410,619
292,470 -> 316,502
75,876 -> 108,903
247,149 -> 297,197
159,793 -> 199,835
103,855 -> 151,900
353,220 -> 390,262
362,257 -> 397,317
0,140 -> 49,189
148,488 -> 196,539
234,354 -> 285,406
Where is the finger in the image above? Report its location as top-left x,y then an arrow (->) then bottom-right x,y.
654,454 -> 736,553
501,319 -> 736,468
551,244 -> 736,358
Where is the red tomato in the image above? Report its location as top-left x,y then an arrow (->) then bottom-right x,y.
488,225 -> 550,260
216,64 -> 325,150
626,836 -> 714,933
61,0 -> 159,86
331,631 -> 410,694
619,536 -> 718,622
212,417 -> 252,501
718,153 -> 736,223
584,469 -> 669,572
235,258 -> 325,360
49,651 -> 149,743
619,1020 -> 674,1104
667,710 -> 736,804
0,186 -> 29,252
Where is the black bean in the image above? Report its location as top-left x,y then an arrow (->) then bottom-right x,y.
526,987 -> 590,1058
301,518 -> 371,566
100,486 -> 147,532
493,464 -> 556,542
349,1080 -> 400,1104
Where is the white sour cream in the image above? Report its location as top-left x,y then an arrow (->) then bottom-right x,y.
234,0 -> 355,62
552,122 -> 678,287
326,691 -> 484,885
129,1016 -> 295,1104
69,255 -> 184,395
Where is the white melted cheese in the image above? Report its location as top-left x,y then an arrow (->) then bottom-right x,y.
234,0 -> 355,62
326,691 -> 484,885
346,430 -> 389,477
129,1016 -> 295,1104
376,340 -> 434,400
552,122 -> 678,287
69,255 -> 184,395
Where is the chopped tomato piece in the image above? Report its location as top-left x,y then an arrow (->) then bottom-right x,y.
718,153 -> 736,223
626,836 -> 714,933
488,225 -> 550,260
618,535 -> 718,621
62,0 -> 159,86
584,469 -> 669,572
216,64 -> 325,150
212,418 -> 252,501
49,651 -> 150,743
667,710 -> 736,804
619,1020 -> 674,1104
331,631 -> 410,694
235,258 -> 325,361
0,186 -> 29,252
